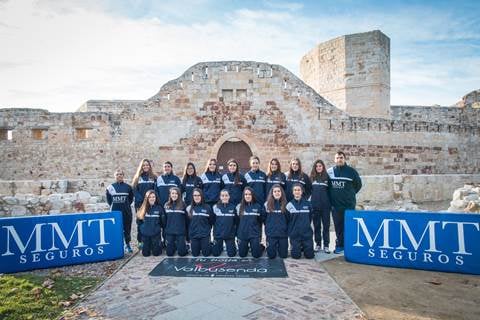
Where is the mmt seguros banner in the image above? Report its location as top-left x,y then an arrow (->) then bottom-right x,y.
345,210 -> 480,275
0,211 -> 124,274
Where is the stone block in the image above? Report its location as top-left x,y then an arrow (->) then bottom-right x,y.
11,205 -> 27,216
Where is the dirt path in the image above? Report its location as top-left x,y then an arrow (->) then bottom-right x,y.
322,257 -> 480,320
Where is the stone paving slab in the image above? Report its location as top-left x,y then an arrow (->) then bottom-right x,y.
73,251 -> 365,320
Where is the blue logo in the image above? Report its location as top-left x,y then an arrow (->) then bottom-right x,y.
0,211 -> 124,274
345,210 -> 480,275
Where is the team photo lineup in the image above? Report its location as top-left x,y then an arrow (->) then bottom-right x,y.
106,151 -> 362,259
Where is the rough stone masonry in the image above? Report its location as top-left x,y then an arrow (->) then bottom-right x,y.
0,30 -> 479,216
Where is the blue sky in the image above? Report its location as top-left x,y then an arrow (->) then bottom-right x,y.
0,0 -> 479,111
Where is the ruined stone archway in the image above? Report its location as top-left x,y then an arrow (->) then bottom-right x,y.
212,132 -> 257,174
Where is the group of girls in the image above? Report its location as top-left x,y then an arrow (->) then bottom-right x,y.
131,155 -> 331,259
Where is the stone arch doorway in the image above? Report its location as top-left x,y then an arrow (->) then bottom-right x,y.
216,139 -> 253,174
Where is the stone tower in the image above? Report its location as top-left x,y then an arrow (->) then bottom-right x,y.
300,30 -> 390,118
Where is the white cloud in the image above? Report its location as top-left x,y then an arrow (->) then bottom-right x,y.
0,0 -> 478,111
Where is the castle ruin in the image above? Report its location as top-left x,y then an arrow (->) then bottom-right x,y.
1,30 -> 479,215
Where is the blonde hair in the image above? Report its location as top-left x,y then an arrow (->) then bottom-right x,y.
132,159 -> 156,187
136,190 -> 156,220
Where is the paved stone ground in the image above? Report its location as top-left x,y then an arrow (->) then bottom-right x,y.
71,239 -> 362,320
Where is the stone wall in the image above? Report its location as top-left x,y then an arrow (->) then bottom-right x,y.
1,61 -> 479,181
300,30 -> 390,118
2,174 -> 479,216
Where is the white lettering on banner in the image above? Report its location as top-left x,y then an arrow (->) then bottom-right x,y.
442,221 -> 479,255
2,223 -> 46,255
353,218 -> 393,249
1,217 -> 116,266
353,217 -> 480,268
49,221 -> 87,251
87,218 -> 116,245
397,220 -> 440,252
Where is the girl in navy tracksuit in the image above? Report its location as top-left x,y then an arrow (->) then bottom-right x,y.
287,183 -> 314,259
156,161 -> 182,206
201,159 -> 223,207
212,190 -> 238,257
310,159 -> 332,254
187,188 -> 214,257
164,187 -> 188,256
285,158 -> 311,202
132,159 -> 157,247
182,162 -> 203,207
264,184 -> 289,259
245,156 -> 267,205
222,159 -> 247,206
237,187 -> 265,258
266,158 -> 286,195
136,190 -> 163,257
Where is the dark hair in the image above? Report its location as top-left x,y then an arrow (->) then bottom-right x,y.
217,189 -> 231,205
291,183 -> 304,197
239,187 -> 256,216
165,187 -> 185,210
164,161 -> 173,167
287,157 -> 303,179
336,151 -> 346,158
182,162 -> 197,185
204,158 -> 218,174
227,158 -> 241,184
267,158 -> 282,177
266,184 -> 287,213
310,159 -> 329,182
188,188 -> 204,218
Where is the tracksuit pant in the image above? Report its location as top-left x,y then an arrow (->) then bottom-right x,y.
166,234 -> 188,256
141,234 -> 162,257
332,207 -> 348,248
312,207 -> 330,248
290,237 -> 314,259
266,237 -> 288,259
212,238 -> 237,257
238,237 -> 264,258
122,210 -> 133,245
191,237 -> 211,257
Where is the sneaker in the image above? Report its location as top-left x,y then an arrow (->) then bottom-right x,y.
138,242 -> 143,250
186,242 -> 191,253
333,246 -> 344,254
314,244 -> 321,252
125,244 -> 133,253
324,247 -> 331,254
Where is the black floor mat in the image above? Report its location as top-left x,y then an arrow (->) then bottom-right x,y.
149,257 -> 288,278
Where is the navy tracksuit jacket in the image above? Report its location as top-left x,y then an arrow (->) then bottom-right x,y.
106,182 -> 134,245
138,204 -> 164,256
212,202 -> 238,257
182,175 -> 203,206
266,172 -> 286,195
311,177 -> 331,247
236,202 -> 265,258
286,198 -> 314,259
187,203 -> 213,256
212,203 -> 238,240
264,200 -> 289,259
222,173 -> 247,205
327,164 -> 362,248
245,169 -> 267,204
164,202 -> 188,256
133,173 -> 156,209
200,171 -> 223,204
187,204 -> 213,239
285,171 -> 312,202
156,173 -> 182,206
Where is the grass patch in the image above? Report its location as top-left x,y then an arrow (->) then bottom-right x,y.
0,273 -> 101,320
